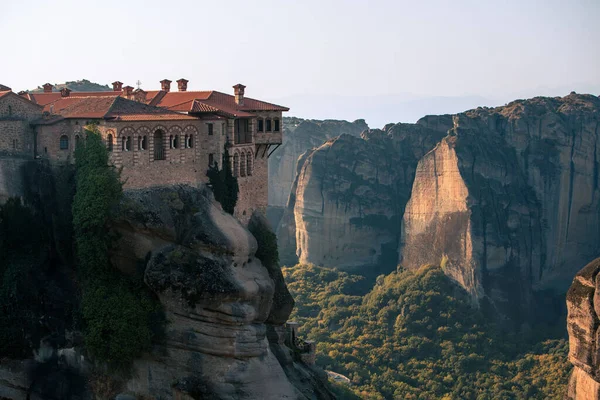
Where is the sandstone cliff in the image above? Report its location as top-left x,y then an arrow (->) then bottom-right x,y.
268,117 -> 369,211
0,185 -> 333,400
566,258 -> 600,400
401,93 -> 600,319
279,117 -> 451,272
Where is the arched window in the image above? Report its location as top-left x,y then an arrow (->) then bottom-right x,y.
60,135 -> 69,150
122,136 -> 126,151
266,119 -> 272,132
187,135 -> 193,148
233,153 -> 239,177
208,153 -> 214,167
169,135 -> 174,149
274,118 -> 280,132
246,152 -> 252,176
240,153 -> 246,177
257,118 -> 264,132
126,136 -> 132,151
142,135 -> 147,150
154,130 -> 165,160
107,134 -> 114,152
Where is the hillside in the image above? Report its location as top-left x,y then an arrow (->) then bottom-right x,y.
29,79 -> 111,93
284,263 -> 571,399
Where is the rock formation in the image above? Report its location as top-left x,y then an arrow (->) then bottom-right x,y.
401,93 -> 600,319
113,186 -> 333,399
0,185 -> 333,400
268,117 -> 368,211
566,258 -> 600,400
279,118 -> 451,272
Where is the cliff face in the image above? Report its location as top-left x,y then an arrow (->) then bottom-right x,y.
112,186 -> 333,399
401,93 -> 600,318
279,118 -> 451,273
566,258 -> 600,400
268,118 -> 369,210
0,185 -> 332,400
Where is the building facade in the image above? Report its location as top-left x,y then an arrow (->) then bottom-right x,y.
0,80 -> 288,221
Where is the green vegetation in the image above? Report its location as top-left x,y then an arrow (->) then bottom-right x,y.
283,264 -> 570,399
30,79 -> 111,93
74,125 -> 163,368
207,144 -> 239,214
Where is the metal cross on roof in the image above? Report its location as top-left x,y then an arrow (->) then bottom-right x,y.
136,80 -> 142,90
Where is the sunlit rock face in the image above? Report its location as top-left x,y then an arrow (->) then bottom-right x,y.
280,118 -> 451,274
269,118 -> 369,209
401,94 -> 600,319
112,186 -> 333,400
566,258 -> 600,400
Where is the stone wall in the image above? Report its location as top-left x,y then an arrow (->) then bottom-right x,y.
0,92 -> 42,157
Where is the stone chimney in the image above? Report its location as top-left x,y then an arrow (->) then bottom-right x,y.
134,89 -> 147,103
43,83 -> 53,93
60,88 -> 71,97
233,84 -> 246,106
160,79 -> 172,92
112,81 -> 123,91
123,85 -> 134,99
177,78 -> 188,92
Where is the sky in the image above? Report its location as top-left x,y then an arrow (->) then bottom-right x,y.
1,0 -> 598,127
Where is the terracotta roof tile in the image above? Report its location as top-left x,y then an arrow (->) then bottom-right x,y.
24,85 -> 289,118
39,96 -> 201,121
29,91 -> 122,106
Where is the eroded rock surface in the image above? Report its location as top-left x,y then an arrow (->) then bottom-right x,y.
401,94 -> 600,319
280,118 -> 451,273
112,185 -> 333,400
269,118 -> 368,210
566,258 -> 600,400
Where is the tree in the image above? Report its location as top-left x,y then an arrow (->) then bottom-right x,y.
73,125 -> 160,368
207,144 -> 239,214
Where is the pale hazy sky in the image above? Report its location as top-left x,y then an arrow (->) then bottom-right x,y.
1,0 -> 598,126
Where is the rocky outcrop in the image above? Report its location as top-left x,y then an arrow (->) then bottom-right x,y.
401,94 -> 600,320
566,258 -> 600,400
268,118 -> 368,210
111,185 -> 333,400
279,118 -> 451,273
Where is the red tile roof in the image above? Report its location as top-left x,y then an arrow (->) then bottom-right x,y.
0,91 -> 11,99
22,84 -> 289,119
39,96 -> 201,122
27,91 -> 122,106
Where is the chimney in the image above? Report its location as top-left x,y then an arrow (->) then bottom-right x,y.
112,81 -> 123,91
43,83 -> 53,93
233,84 -> 246,106
177,78 -> 188,92
134,89 -> 147,103
60,88 -> 71,97
123,85 -> 134,99
160,79 -> 172,92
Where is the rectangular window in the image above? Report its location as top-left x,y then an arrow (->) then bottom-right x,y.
266,119 -> 272,132
208,123 -> 214,136
274,119 -> 280,132
258,119 -> 264,132
208,153 -> 214,167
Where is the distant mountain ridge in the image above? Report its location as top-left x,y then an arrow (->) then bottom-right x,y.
29,79 -> 111,93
